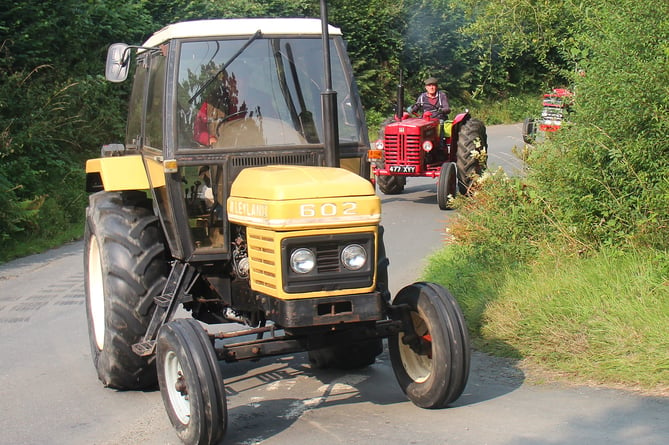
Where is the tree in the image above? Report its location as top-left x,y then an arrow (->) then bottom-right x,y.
329,0 -> 406,112
456,0 -> 585,95
0,1 -> 155,249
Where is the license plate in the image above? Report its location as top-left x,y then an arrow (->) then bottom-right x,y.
389,165 -> 416,173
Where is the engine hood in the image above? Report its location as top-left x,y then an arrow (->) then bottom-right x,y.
227,166 -> 381,230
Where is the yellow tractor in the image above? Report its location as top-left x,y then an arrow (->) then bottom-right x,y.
85,12 -> 470,445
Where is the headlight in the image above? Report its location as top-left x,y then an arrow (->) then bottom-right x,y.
422,140 -> 433,152
375,140 -> 384,150
290,248 -> 315,274
341,244 -> 367,271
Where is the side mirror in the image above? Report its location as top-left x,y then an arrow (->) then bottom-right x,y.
105,43 -> 131,82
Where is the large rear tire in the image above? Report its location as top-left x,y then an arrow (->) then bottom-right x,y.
84,191 -> 167,389
456,118 -> 488,195
389,282 -> 470,408
157,319 -> 228,445
377,175 -> 406,195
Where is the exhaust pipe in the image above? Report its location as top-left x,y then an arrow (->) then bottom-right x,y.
320,0 -> 340,168
396,69 -> 404,120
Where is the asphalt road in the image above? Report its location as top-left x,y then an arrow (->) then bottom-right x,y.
0,124 -> 667,445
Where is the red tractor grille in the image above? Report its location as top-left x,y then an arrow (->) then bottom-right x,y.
384,133 -> 421,165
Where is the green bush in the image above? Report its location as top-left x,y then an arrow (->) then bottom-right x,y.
528,0 -> 669,250
457,93 -> 539,125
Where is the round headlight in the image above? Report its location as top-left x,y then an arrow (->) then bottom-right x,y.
422,140 -> 433,152
375,140 -> 384,150
290,248 -> 315,274
341,244 -> 367,271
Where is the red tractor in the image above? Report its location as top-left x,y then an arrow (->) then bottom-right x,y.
369,77 -> 488,210
522,87 -> 573,143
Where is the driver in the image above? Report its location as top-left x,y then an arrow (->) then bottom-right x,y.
193,72 -> 245,147
410,77 -> 451,121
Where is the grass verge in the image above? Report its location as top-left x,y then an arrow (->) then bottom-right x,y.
423,244 -> 669,395
0,222 -> 84,264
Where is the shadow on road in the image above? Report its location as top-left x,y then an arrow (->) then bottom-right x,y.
218,345 -> 525,444
453,350 -> 525,407
377,182 -> 437,206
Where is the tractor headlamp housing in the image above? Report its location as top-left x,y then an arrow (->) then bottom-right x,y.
290,248 -> 316,274
422,140 -> 433,152
341,244 -> 367,270
282,233 -> 375,293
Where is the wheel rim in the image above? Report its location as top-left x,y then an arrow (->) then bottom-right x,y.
87,235 -> 105,350
398,312 -> 433,383
164,350 -> 191,425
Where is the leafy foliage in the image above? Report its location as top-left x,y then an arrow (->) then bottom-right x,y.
530,0 -> 669,250
444,0 -> 669,255
0,1 -> 155,254
456,0 -> 586,95
141,0 -> 319,25
2,0 -> 666,263
330,0 -> 406,113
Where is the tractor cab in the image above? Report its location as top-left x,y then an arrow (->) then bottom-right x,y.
91,19 -> 371,262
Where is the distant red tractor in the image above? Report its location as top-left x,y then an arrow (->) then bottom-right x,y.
368,78 -> 488,210
522,87 -> 573,143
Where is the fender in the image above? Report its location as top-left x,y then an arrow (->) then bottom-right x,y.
444,111 -> 471,138
85,155 -> 158,192
451,111 -> 469,126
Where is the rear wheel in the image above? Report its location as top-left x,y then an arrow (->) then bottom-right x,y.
389,282 -> 470,408
157,319 -> 228,445
377,175 -> 406,195
456,118 -> 487,195
437,162 -> 457,210
84,191 -> 167,389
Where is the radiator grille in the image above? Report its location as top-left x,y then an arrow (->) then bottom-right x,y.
231,153 -> 317,168
383,133 -> 421,165
316,243 -> 340,273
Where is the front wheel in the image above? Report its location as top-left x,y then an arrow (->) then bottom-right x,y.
389,282 -> 470,409
377,175 -> 406,195
157,319 -> 228,445
522,117 -> 536,144
437,162 -> 457,210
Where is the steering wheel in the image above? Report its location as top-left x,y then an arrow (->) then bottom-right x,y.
215,110 -> 248,135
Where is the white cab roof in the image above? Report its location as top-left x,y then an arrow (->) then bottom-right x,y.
143,18 -> 342,47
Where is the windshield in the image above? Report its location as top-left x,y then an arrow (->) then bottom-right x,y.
175,37 -> 363,151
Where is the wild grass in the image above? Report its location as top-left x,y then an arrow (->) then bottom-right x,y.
484,248 -> 668,391
0,222 -> 84,263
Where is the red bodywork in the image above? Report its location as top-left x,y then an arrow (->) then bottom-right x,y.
539,88 -> 573,132
371,111 -> 468,179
